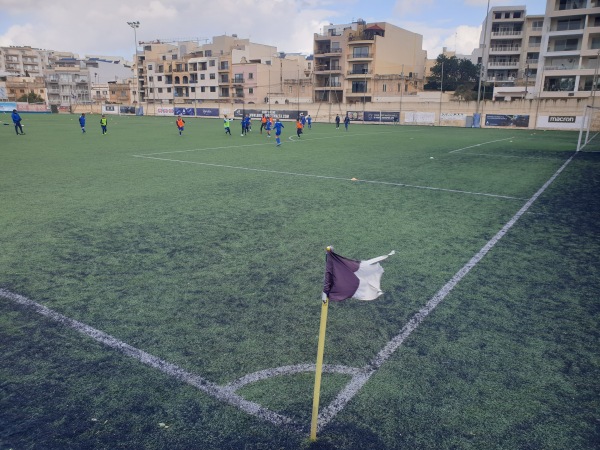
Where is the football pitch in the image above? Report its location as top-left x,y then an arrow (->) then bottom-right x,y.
1,114 -> 599,449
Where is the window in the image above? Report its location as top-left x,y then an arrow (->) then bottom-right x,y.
205,50 -> 212,57
220,61 -> 229,70
504,12 -> 510,18
556,18 -> 582,31
167,87 -> 172,93
553,38 -> 579,51
149,76 -> 153,82
158,65 -> 164,73
157,76 -> 162,82
171,55 -> 177,60
200,74 -> 205,80
383,84 -> 387,92
201,86 -> 206,92
529,36 -> 542,47
191,87 -> 195,93
495,13 -> 502,19
353,63 -> 368,74
351,80 -> 367,93
249,87 -> 254,94
210,73 -> 216,79
248,73 -> 253,79
532,20 -> 543,30
148,64 -> 153,71
289,86 -> 293,93
210,86 -> 216,92
209,60 -> 215,67
352,46 -> 369,58
514,12 -> 522,18
158,88 -> 163,93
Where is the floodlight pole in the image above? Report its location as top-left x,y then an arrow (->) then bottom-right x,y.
438,62 -> 444,126
127,21 -> 140,108
476,0 -> 491,121
586,49 -> 600,142
399,64 -> 404,125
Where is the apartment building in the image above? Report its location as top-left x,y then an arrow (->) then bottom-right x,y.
476,0 -> 600,100
45,58 -> 91,111
3,76 -> 47,103
313,20 -> 427,105
538,0 -> 600,97
139,35 -> 309,106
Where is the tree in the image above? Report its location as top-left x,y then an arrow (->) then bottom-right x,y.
424,55 -> 480,94
17,92 -> 45,103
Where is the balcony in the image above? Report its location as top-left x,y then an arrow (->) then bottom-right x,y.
314,66 -> 342,74
488,61 -> 520,68
346,70 -> 372,77
232,77 -> 244,84
491,30 -> 523,38
347,53 -> 373,61
346,88 -> 371,97
314,47 -> 343,56
489,46 -> 521,53
314,82 -> 342,89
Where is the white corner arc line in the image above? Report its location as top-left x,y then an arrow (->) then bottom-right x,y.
315,151 -> 578,431
132,155 -> 524,200
449,137 -> 515,153
0,288 -> 303,433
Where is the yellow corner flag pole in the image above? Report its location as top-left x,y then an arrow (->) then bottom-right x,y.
310,296 -> 329,441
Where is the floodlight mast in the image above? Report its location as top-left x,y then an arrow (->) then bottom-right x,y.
475,0 -> 491,122
127,21 -> 140,106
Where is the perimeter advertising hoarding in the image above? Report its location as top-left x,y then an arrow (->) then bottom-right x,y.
347,111 -> 400,122
233,109 -> 308,120
405,112 -> 435,124
172,107 -> 220,117
0,102 -> 18,112
156,107 -> 174,116
536,116 -> 581,130
485,114 -> 530,127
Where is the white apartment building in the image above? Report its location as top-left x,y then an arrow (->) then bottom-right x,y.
538,0 -> 600,98
476,1 -> 600,100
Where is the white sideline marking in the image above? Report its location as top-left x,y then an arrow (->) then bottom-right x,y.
0,288 -> 303,433
315,151 -> 578,431
132,155 -> 524,200
449,137 -> 515,153
457,152 -> 566,161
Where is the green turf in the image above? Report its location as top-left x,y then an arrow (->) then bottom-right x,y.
1,113 -> 599,449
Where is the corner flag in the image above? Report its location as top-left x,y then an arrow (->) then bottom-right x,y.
311,246 -> 394,441
322,248 -> 395,301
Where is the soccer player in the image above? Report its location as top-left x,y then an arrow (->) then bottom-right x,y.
260,114 -> 267,134
11,109 -> 24,135
344,114 -> 350,131
176,115 -> 186,136
223,114 -> 231,135
300,113 -> 306,128
296,118 -> 303,138
100,114 -> 108,135
273,118 -> 284,146
265,116 -> 272,137
241,115 -> 249,136
307,114 -> 312,129
335,114 -> 340,129
79,113 -> 86,133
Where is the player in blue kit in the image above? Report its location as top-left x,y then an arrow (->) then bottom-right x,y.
273,118 -> 284,146
79,113 -> 86,133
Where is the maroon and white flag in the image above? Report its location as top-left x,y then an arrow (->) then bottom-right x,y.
322,248 -> 395,302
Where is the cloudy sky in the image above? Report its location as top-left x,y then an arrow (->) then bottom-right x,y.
0,0 -> 547,61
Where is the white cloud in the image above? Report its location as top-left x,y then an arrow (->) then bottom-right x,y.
394,0 -> 435,16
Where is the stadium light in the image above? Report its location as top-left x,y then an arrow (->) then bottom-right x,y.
127,21 -> 140,106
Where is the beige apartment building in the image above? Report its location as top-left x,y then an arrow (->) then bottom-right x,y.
140,35 -> 311,107
313,20 -> 427,105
